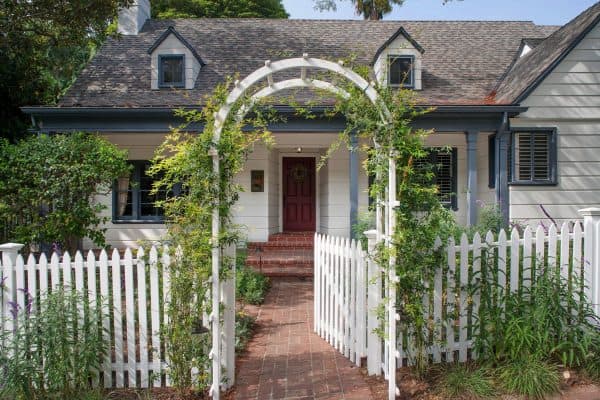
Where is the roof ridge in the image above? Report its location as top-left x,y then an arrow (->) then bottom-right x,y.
146,17 -> 538,23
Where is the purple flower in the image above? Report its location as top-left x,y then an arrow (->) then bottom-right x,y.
7,301 -> 19,320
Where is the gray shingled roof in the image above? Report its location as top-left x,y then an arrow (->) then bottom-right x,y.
58,18 -> 558,108
494,2 -> 600,103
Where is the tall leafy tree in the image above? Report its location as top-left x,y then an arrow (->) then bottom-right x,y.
314,0 -> 458,20
0,0 -> 133,140
153,0 -> 289,19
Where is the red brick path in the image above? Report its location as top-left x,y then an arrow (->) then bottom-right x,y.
233,278 -> 373,400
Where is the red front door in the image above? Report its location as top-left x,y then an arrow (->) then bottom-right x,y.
283,157 -> 316,231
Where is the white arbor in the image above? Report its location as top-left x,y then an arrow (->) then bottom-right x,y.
209,55 -> 397,400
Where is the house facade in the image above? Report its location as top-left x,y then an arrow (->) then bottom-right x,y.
22,1 -> 600,249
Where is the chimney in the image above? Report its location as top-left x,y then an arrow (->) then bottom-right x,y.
118,0 -> 151,35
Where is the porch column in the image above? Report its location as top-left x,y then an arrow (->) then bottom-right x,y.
466,130 -> 478,226
349,132 -> 359,237
496,129 -> 510,225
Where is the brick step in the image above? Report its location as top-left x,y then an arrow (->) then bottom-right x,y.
245,232 -> 315,277
247,241 -> 314,250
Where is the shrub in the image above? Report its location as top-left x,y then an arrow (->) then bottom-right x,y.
0,289 -> 108,400
438,364 -> 495,399
0,132 -> 129,253
236,263 -> 270,306
497,357 -> 560,399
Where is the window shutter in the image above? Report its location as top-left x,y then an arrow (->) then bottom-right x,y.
514,132 -> 550,182
413,148 -> 457,209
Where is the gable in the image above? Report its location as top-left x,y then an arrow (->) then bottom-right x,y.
373,29 -> 423,90
520,20 -> 600,119
149,29 -> 203,90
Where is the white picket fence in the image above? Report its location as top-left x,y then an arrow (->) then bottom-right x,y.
0,245 -> 236,390
314,209 -> 600,398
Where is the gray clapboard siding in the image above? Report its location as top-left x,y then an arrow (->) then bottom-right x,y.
510,19 -> 600,224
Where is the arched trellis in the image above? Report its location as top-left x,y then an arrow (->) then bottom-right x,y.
209,55 -> 397,400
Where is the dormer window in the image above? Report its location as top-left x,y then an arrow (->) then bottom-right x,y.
159,55 -> 185,88
388,55 -> 414,88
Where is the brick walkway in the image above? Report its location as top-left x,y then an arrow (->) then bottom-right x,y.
233,278 -> 373,400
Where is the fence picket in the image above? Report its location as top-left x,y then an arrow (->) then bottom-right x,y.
163,246 -> 172,387
98,250 -> 111,388
136,248 -> 149,388
446,237 -> 456,362
27,254 -> 37,314
536,225 -> 547,276
510,228 -> 520,293
522,226 -> 533,293
458,233 -> 469,362
15,255 -> 25,314
560,222 -> 571,283
572,222 -> 584,308
2,254 -> 14,349
112,248 -> 124,387
432,237 -> 443,363
50,252 -> 60,290
39,253 -> 49,299
86,250 -> 100,386
148,246 -> 161,387
124,249 -> 136,387
497,230 -> 507,314
314,234 -> 320,335
343,237 -> 351,358
350,239 -> 357,363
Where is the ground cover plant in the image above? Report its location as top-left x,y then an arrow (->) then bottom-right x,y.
0,288 -> 108,400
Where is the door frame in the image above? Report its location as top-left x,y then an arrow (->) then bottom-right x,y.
278,153 -> 320,233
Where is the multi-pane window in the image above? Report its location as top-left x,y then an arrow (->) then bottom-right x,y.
113,161 -> 175,222
414,148 -> 458,209
512,130 -> 556,184
159,55 -> 185,88
388,55 -> 414,88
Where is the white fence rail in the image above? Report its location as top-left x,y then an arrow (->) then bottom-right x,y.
0,245 -> 236,391
314,208 -> 600,400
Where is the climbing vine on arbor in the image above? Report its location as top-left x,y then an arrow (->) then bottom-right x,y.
151,62 -> 453,390
150,79 -> 276,390
317,63 -> 456,374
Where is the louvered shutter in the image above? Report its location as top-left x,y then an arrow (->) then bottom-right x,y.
514,132 -> 551,182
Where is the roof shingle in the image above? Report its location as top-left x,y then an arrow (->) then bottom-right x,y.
58,18 -> 559,107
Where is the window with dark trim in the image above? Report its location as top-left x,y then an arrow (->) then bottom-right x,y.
113,161 -> 176,222
388,55 -> 414,88
511,129 -> 557,185
414,147 -> 458,210
158,54 -> 185,88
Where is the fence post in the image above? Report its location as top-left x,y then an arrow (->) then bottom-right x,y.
0,243 -> 24,266
579,208 -> 600,317
364,230 -> 382,376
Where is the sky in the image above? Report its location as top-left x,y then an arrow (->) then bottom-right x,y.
282,0 -> 598,26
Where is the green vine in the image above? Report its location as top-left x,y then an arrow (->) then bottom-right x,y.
151,61 -> 456,390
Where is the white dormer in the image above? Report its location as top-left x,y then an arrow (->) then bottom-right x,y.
148,27 -> 205,90
373,27 -> 424,90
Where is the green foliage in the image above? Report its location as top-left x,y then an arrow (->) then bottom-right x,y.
0,0 -> 132,139
473,260 -> 599,369
437,364 -> 495,399
235,311 -> 256,352
313,0 -> 460,20
153,0 -> 288,18
0,289 -> 108,400
236,265 -> 270,305
324,65 -> 453,375
0,132 -> 129,253
497,357 -> 560,399
352,210 -> 375,248
150,79 -> 276,391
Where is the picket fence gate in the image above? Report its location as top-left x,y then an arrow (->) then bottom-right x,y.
0,245 -> 236,391
314,208 -> 600,400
